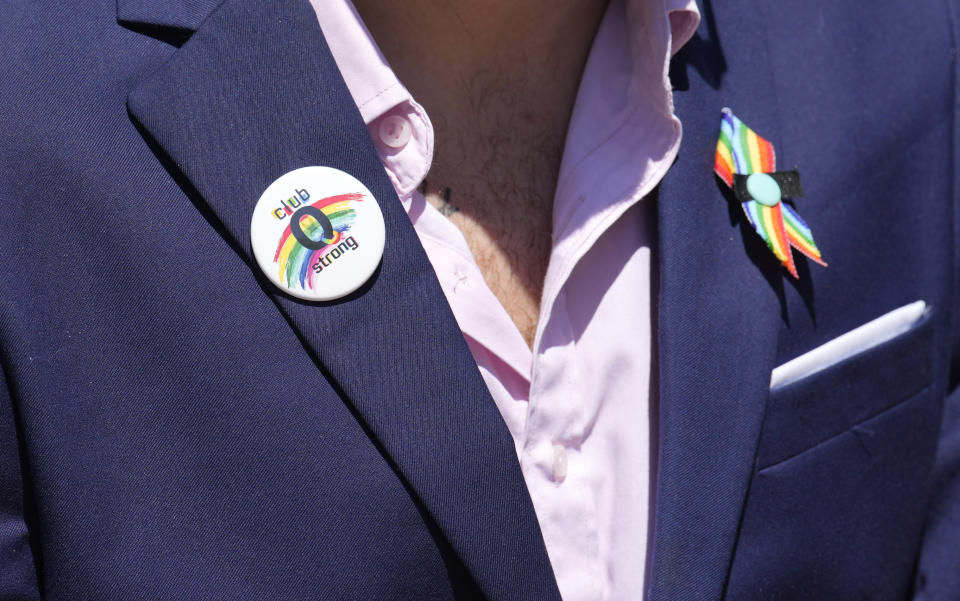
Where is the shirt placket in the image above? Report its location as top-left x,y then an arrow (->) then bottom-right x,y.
521,290 -> 604,601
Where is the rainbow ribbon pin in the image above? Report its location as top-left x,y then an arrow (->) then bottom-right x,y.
714,108 -> 826,278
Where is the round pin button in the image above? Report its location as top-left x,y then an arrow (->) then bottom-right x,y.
746,172 -> 782,207
250,166 -> 385,301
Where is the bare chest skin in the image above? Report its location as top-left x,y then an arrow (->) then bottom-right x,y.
419,99 -> 564,349
422,168 -> 555,349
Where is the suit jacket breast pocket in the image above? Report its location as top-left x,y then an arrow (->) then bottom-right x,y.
758,307 -> 935,470
726,308 -> 943,601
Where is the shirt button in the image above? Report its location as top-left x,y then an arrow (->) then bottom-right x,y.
552,443 -> 568,484
378,115 -> 412,149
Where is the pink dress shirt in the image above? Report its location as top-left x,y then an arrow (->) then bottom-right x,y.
308,1 -> 700,599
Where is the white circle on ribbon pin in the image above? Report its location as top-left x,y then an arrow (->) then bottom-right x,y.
250,166 -> 385,301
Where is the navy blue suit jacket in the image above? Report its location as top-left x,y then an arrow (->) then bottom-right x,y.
1,0 -> 958,599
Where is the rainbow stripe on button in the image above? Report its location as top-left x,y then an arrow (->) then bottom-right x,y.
273,192 -> 363,290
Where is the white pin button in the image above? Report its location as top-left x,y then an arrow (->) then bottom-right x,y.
378,115 -> 412,149
250,166 -> 386,301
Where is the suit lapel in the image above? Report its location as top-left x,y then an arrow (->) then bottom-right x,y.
125,1 -> 561,599
649,3 -> 786,600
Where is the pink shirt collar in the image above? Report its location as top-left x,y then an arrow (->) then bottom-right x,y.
311,0 -> 699,203
309,0 -> 700,379
309,0 -> 434,199
542,0 -> 698,344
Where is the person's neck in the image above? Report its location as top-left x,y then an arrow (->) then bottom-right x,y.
351,1 -> 608,137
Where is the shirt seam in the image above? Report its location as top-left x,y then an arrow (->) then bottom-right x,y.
358,81 -> 403,111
